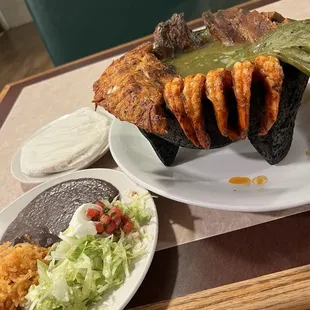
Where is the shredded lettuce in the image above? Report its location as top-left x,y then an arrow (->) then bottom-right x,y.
114,190 -> 152,228
26,191 -> 152,310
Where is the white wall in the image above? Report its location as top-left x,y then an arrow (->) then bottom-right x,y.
0,0 -> 32,29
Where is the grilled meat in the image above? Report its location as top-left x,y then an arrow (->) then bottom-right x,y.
183,74 -> 210,149
205,68 -> 236,140
253,56 -> 284,135
164,77 -> 200,147
202,9 -> 278,45
231,61 -> 254,139
165,56 -> 283,144
153,13 -> 202,59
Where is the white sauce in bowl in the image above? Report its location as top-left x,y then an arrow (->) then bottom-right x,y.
21,107 -> 110,176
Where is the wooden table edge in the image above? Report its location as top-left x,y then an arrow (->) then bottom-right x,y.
131,264 -> 310,309
0,84 -> 10,103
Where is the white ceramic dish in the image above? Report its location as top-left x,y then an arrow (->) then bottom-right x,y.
11,107 -> 114,184
0,168 -> 158,310
109,91 -> 310,212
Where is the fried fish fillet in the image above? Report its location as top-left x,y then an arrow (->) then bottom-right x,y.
253,56 -> 284,135
231,60 -> 254,138
93,42 -> 174,134
164,77 -> 200,147
183,74 -> 210,149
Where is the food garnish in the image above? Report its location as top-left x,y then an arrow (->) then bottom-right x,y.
86,202 -> 134,235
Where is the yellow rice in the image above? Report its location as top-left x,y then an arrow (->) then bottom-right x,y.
0,242 -> 48,310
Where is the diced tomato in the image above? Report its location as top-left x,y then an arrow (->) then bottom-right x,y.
86,208 -> 100,219
95,200 -> 105,208
111,205 -> 122,214
122,214 -> 130,224
108,206 -> 123,219
95,223 -> 104,233
105,221 -> 117,234
100,214 -> 111,226
114,215 -> 122,227
123,221 -> 133,233
131,191 -> 137,197
99,209 -> 103,219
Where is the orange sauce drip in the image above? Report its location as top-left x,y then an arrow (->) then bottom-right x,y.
228,177 -> 251,185
252,175 -> 268,185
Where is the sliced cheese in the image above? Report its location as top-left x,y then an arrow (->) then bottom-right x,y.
20,107 -> 110,177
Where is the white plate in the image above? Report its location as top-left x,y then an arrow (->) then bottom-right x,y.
11,107 -> 114,184
0,169 -> 158,310
109,96 -> 310,212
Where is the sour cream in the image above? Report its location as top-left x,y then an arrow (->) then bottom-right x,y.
60,203 -> 101,239
20,107 -> 110,176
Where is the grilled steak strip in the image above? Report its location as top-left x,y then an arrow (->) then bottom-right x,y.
153,13 -> 203,59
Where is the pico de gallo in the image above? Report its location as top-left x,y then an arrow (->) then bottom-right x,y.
86,201 -> 134,235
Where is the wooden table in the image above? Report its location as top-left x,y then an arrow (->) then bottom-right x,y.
1,0 -> 310,308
